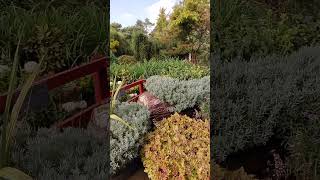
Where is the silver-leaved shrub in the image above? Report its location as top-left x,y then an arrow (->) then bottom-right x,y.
144,75 -> 210,112
12,126 -> 108,180
110,101 -> 151,174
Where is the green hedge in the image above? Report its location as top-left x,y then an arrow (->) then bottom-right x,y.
111,57 -> 209,82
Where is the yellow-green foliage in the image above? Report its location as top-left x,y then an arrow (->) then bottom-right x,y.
117,55 -> 137,65
141,113 -> 210,180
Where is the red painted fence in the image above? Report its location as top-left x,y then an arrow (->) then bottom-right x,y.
0,55 -> 146,129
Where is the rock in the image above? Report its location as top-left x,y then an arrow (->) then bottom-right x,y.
137,91 -> 173,124
61,102 -> 77,112
92,104 -> 108,128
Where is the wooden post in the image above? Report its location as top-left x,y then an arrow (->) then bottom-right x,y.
92,57 -> 108,104
139,83 -> 144,94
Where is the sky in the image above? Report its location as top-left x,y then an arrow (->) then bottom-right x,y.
110,0 -> 180,28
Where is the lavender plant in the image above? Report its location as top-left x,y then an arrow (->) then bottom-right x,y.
12,126 -> 108,179
144,75 -> 209,112
211,46 -> 320,162
110,101 -> 151,174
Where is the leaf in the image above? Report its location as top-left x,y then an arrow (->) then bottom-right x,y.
110,114 -> 135,130
0,39 -> 20,167
5,54 -> 45,164
0,167 -> 33,180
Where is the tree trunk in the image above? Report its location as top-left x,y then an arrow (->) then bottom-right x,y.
191,52 -> 197,64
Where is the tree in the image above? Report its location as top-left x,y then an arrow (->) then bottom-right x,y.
153,8 -> 169,41
168,0 -> 210,63
143,18 -> 154,33
111,22 -> 122,31
110,26 -> 132,56
132,31 -> 149,61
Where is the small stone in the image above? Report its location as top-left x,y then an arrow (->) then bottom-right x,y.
24,61 -> 39,73
77,100 -> 87,109
61,102 -> 77,112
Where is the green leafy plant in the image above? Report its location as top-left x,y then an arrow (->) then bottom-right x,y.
117,55 -> 137,65
141,113 -> 210,180
23,24 -> 65,74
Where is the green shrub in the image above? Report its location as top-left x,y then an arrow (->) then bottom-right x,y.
212,0 -> 320,61
110,51 -> 118,64
111,58 -> 209,82
145,75 -> 209,112
117,55 -> 137,65
211,46 -> 320,161
141,113 -> 210,180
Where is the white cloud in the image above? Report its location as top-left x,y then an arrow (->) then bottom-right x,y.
145,0 -> 180,25
114,13 -> 137,27
122,13 -> 135,18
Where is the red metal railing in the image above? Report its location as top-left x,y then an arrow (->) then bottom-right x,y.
109,79 -> 146,102
0,55 -> 148,129
0,55 -> 108,128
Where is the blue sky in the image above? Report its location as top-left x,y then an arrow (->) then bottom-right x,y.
110,0 -> 180,28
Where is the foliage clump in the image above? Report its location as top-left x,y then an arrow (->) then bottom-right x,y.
117,55 -> 137,65
141,113 -> 210,180
211,46 -> 320,161
23,24 -> 65,73
145,76 -> 209,112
